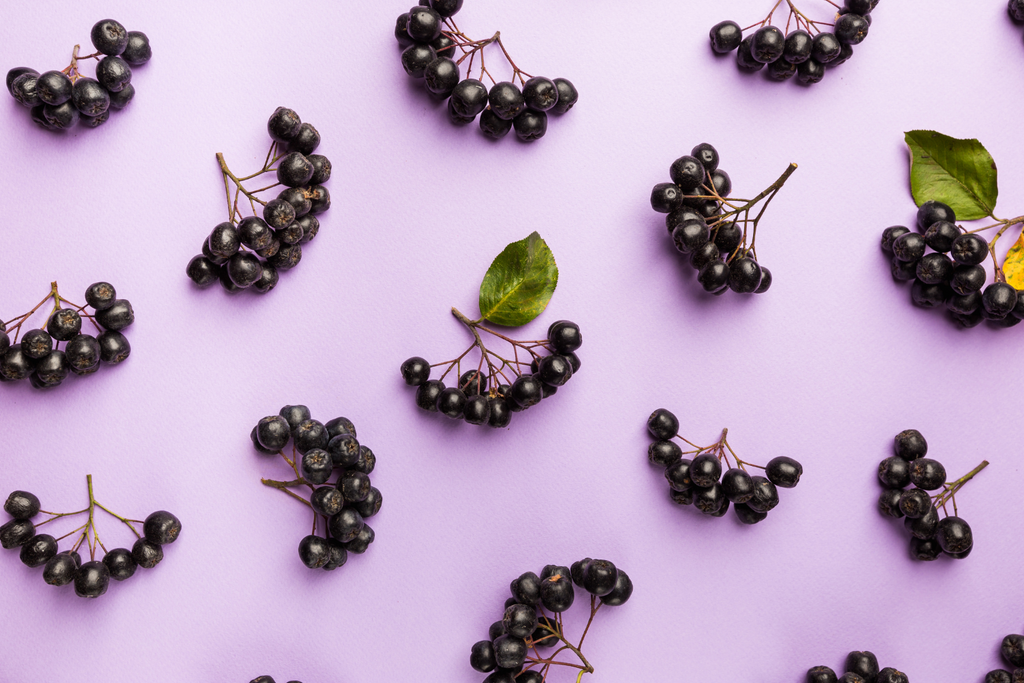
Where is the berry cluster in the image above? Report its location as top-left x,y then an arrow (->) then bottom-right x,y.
646,408 -> 802,523
807,651 -> 908,683
652,143 -> 798,295
401,314 -> 581,428
1,281 -> 132,389
251,678 -> 303,683
876,429 -> 987,561
395,2 -> 577,142
471,559 -> 632,682
988,632 -> 1024,682
882,201 -> 1024,328
251,405 -> 380,570
7,19 -> 150,131
186,107 -> 332,294
0,478 -> 181,599
710,0 -> 877,85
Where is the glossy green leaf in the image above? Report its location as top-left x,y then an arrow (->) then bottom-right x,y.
478,232 -> 558,327
905,130 -> 998,221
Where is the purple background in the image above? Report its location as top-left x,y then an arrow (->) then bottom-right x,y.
2,1 -> 1024,681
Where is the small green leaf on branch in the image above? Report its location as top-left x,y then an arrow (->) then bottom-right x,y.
478,232 -> 558,327
904,130 -> 998,221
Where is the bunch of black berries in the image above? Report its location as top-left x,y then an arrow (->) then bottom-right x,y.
646,408 -> 802,523
877,429 -> 988,561
401,316 -> 581,428
0,479 -> 181,599
471,559 -> 632,682
395,1 -> 577,142
652,143 -> 798,295
807,651 -> 909,683
250,678 -> 303,683
882,201 -> 1024,328
252,405 -> 380,570
709,0 -> 876,85
1,281 -> 132,389
186,107 -> 331,294
7,19 -> 150,131
986,632 -> 1024,682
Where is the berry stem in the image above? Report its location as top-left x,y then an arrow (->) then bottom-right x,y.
216,149 -> 283,224
932,459 -> 989,517
261,478 -> 315,508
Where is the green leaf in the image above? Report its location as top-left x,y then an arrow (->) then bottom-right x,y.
478,232 -> 559,327
1003,233 -> 1024,290
905,130 -> 998,221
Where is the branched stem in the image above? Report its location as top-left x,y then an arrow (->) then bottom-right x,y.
3,282 -> 99,351
216,141 -> 286,224
932,460 -> 989,517
671,428 -> 765,472
442,20 -> 534,86
524,599 -> 599,680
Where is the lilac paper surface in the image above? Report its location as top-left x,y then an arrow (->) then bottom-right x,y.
2,1 -> 1024,681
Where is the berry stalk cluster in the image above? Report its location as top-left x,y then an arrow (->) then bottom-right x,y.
1,281 -> 132,389
710,0 -> 877,85
0,479 -> 181,599
877,429 -> 987,561
471,559 -> 632,683
252,405 -> 380,571
401,314 -> 581,428
187,107 -> 332,294
807,651 -> 908,683
647,409 -> 803,523
989,632 -> 1024,682
882,200 -> 1024,328
7,19 -> 150,131
395,1 -> 578,141
652,143 -> 796,295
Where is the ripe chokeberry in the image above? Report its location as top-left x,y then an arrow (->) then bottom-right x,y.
877,429 -> 987,560
2,476 -> 180,598
188,108 -> 330,295
472,559 -> 630,681
395,3 -> 576,141
647,411 -> 799,523
253,407 -> 381,570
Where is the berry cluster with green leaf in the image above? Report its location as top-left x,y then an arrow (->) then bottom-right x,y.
0,479 -> 181,599
396,1 -> 578,141
647,409 -> 802,523
652,143 -> 795,295
471,559 -> 632,683
710,0 -> 876,85
877,429 -> 987,561
251,405 -> 380,571
402,232 -> 581,428
807,651 -> 908,683
6,19 -> 150,131
186,107 -> 331,294
882,131 -> 1024,328
1,281 -> 132,389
